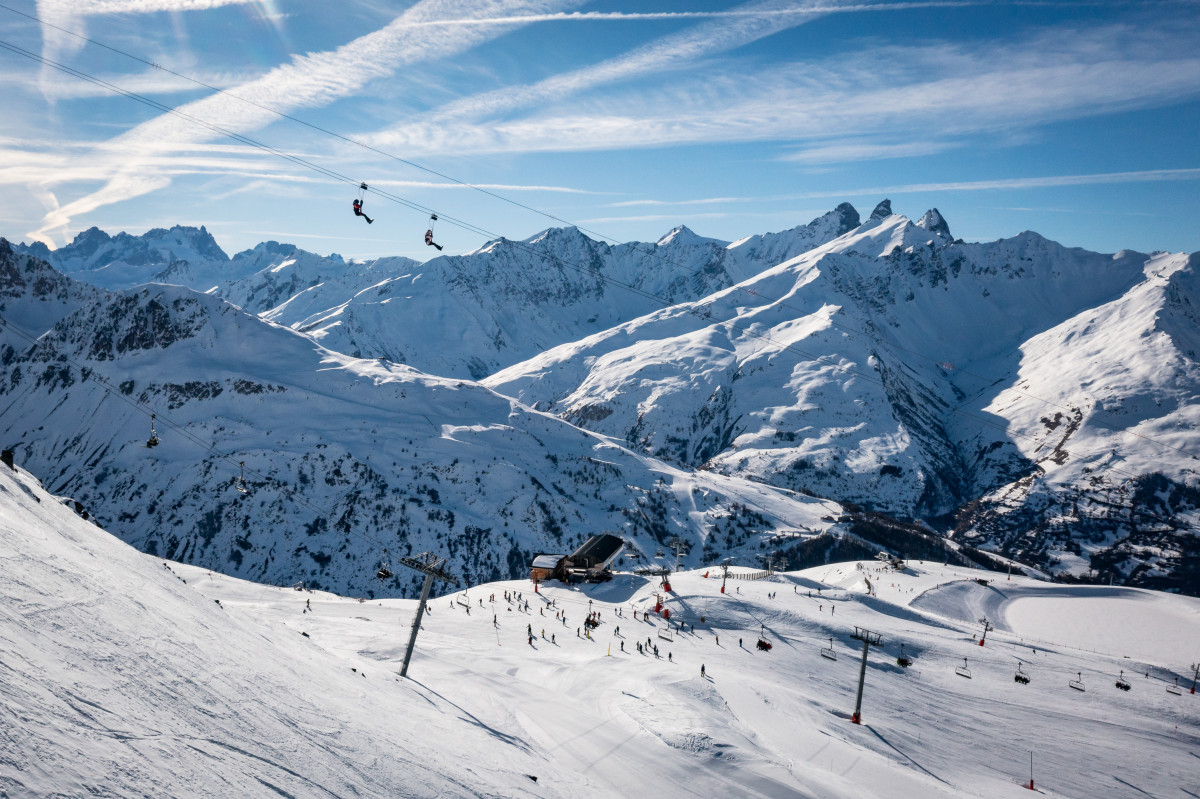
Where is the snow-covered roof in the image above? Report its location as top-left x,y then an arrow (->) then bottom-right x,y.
531,554 -> 565,569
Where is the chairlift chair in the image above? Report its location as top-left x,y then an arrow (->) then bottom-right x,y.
1014,663 -> 1030,685
756,638 -> 772,652
236,461 -> 249,494
376,550 -> 394,581
896,643 -> 911,668
1166,679 -> 1183,696
146,413 -> 160,448
954,658 -> 972,679
1115,670 -> 1131,691
820,638 -> 837,661
1069,672 -> 1086,691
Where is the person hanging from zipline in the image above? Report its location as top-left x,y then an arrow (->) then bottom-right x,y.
352,183 -> 373,224
425,213 -> 443,250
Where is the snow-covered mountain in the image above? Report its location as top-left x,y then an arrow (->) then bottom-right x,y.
3,459 -> 1197,797
6,198 -> 1199,596
16,205 -> 861,379
483,202 -> 1200,592
0,239 -> 848,597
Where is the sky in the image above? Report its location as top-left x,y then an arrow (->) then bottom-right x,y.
0,0 -> 1198,261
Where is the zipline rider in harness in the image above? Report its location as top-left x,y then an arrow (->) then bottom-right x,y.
352,182 -> 373,224
425,213 -> 443,251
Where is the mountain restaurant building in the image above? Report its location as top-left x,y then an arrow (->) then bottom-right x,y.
565,534 -> 625,583
530,554 -> 567,583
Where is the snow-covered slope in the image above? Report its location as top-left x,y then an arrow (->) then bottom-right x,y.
0,245 -> 840,597
4,462 -> 1196,797
0,459 -> 577,797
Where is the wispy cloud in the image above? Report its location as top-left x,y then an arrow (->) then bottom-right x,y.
605,167 -> 1200,211
34,0 -> 261,65
580,212 -> 732,225
810,167 -> 1200,198
29,0 -> 588,242
18,68 -> 259,100
369,23 -> 1200,158
780,139 -> 965,165
377,0 -> 842,132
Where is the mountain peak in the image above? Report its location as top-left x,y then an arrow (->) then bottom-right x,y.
831,202 -> 861,234
916,208 -> 952,239
656,225 -> 708,247
869,199 -> 893,221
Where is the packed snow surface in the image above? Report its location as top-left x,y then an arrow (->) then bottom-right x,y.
2,465 -> 1197,797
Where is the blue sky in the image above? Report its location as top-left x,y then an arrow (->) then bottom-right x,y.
1,0 -> 1199,261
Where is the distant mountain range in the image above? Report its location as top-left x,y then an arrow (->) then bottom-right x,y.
4,200 -> 1198,595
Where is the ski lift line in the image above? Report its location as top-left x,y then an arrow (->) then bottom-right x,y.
1,37 -> 1185,496
1,24 -> 1192,473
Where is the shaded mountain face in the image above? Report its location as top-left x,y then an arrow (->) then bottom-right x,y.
0,244 -> 839,597
6,201 -> 1199,595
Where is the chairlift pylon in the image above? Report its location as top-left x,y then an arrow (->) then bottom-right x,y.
1069,672 -> 1086,691
954,657 -> 972,679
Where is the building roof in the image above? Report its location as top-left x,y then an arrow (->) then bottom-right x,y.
531,554 -> 566,569
569,534 -> 624,570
